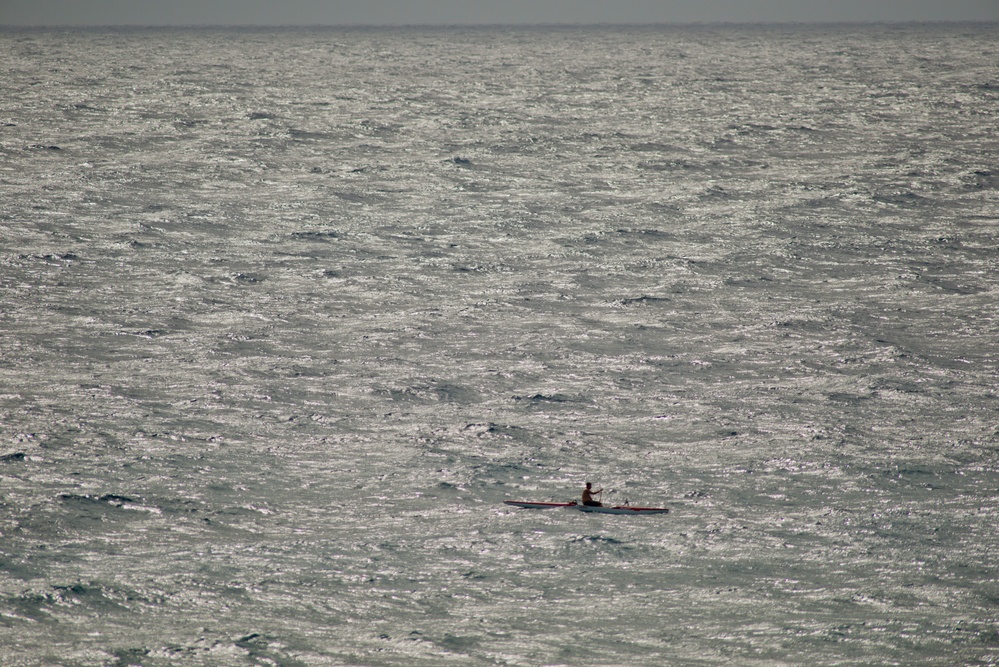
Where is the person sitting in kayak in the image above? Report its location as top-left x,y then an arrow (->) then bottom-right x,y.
582,482 -> 603,507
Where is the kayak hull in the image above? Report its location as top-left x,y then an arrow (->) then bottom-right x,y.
504,500 -> 669,514
572,505 -> 669,515
503,501 -> 577,509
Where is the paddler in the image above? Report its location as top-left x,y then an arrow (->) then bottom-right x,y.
581,482 -> 603,507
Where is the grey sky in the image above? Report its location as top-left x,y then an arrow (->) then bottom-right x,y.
2,0 -> 998,26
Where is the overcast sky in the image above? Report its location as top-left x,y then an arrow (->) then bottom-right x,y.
2,0 -> 998,26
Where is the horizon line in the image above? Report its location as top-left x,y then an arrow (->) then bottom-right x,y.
3,19 -> 997,29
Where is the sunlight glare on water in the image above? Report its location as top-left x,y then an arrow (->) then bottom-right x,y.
0,23 -> 998,667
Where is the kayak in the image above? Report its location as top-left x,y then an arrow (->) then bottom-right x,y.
504,500 -> 669,515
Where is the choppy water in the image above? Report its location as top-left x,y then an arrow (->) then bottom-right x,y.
1,23 -> 998,666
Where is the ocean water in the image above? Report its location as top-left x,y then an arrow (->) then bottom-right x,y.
1,23 -> 998,666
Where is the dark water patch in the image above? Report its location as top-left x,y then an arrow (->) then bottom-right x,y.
571,535 -> 626,545
232,632 -> 310,667
94,493 -> 134,504
435,633 -> 481,652
66,102 -> 108,113
55,493 -> 158,522
825,392 -> 872,404
698,185 -> 737,200
231,272 -> 265,284
769,317 -> 832,333
950,621 -> 999,647
51,582 -> 131,611
961,169 -> 999,190
174,118 -> 209,129
512,393 -> 581,404
331,190 -> 377,203
724,274 -> 777,287
14,252 -> 80,263
637,158 -> 699,171
629,141 -> 680,153
462,422 -> 528,440
452,262 -> 511,273
869,379 -> 927,394
0,554 -> 43,581
871,191 -> 928,207
109,648 -> 151,667
916,274 -> 988,295
290,229 -> 341,241
614,227 -> 673,240
434,481 -> 463,493
376,381 -> 480,404
430,382 -> 481,403
58,493 -> 108,507
122,328 -> 170,338
155,496 -> 210,518
2,591 -> 56,623
2,580 -> 160,622
617,295 -> 672,306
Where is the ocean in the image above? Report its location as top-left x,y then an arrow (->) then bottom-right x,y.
1,23 -> 997,666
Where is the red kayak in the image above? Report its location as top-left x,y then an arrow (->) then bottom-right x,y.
504,500 -> 669,515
